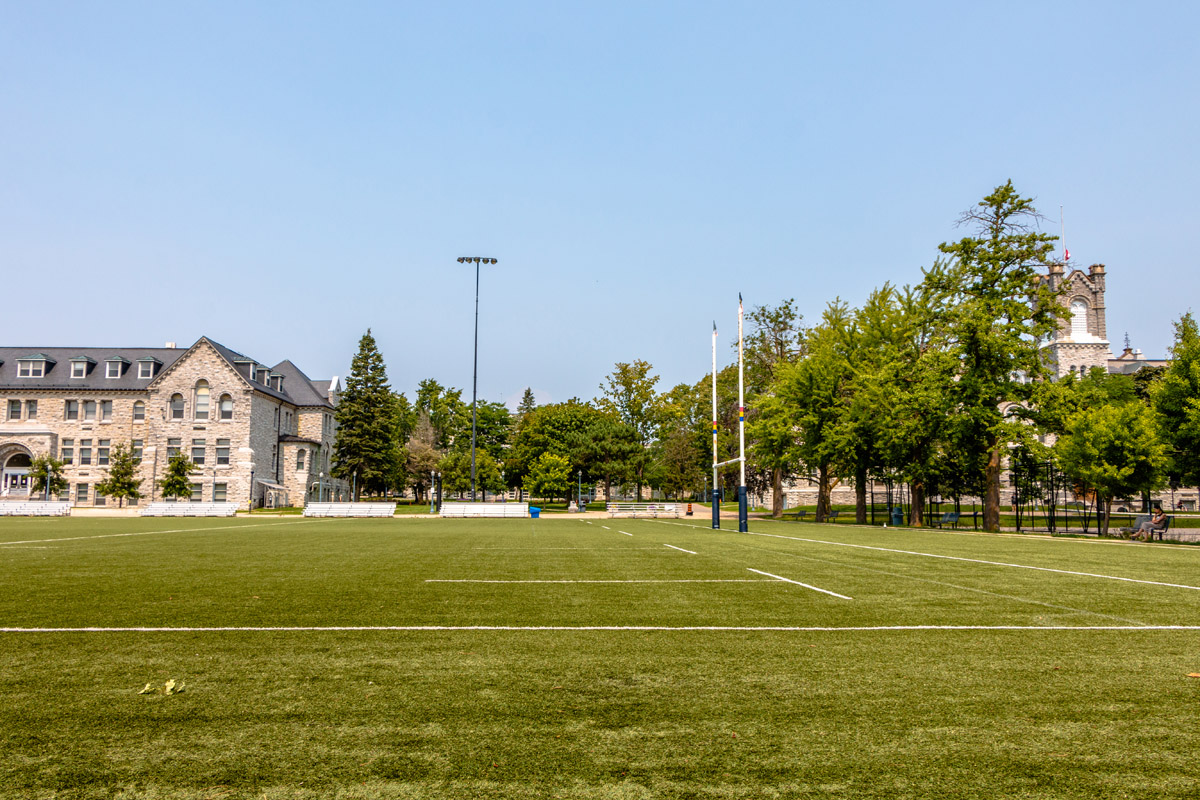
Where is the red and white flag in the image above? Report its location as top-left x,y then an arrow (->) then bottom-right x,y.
1064,247 -> 1070,262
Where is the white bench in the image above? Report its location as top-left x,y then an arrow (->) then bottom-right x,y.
139,502 -> 239,517
303,502 -> 396,518
607,502 -> 680,518
440,502 -> 530,518
0,501 -> 72,516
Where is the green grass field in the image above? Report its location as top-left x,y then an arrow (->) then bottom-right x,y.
3,515 -> 1200,799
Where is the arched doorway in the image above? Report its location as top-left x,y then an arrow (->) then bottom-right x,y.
2,451 -> 33,497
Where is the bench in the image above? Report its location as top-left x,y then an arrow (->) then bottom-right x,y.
303,502 -> 397,518
934,511 -> 960,529
440,502 -> 530,518
139,502 -> 238,517
1127,514 -> 1176,541
782,509 -> 809,522
823,510 -> 840,523
607,502 -> 680,518
0,501 -> 72,516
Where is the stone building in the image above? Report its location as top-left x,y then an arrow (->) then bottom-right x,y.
0,337 -> 349,509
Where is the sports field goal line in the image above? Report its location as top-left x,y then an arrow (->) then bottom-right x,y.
4,625 -> 1199,633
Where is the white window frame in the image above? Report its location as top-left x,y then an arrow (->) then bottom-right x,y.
6,399 -> 20,420
138,362 -> 154,379
133,400 -> 145,422
71,362 -> 87,379
18,360 -> 45,378
106,362 -> 122,379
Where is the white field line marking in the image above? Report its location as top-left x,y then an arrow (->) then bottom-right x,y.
0,520 -> 310,547
664,544 -> 696,554
425,579 -> 770,583
5,625 -> 1200,633
731,542 -> 1149,626
619,531 -> 633,536
601,526 -> 611,530
742,530 -> 1200,593
747,568 -> 853,600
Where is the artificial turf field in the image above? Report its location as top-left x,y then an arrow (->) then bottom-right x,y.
2,516 -> 1200,799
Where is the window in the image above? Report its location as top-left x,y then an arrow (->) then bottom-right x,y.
219,395 -> 234,420
25,400 -> 36,420
58,486 -> 70,502
195,380 -> 210,420
132,439 -> 143,463
17,360 -> 45,378
190,483 -> 203,502
133,401 -> 145,422
297,449 -> 306,470
7,399 -> 19,420
192,439 -> 205,466
106,362 -> 122,379
61,439 -> 74,465
79,439 -> 92,465
138,362 -> 154,379
65,400 -> 79,421
71,362 -> 87,379
100,400 -> 112,421
1070,299 -> 1089,339
167,438 -> 181,458
76,483 -> 89,504
170,394 -> 184,419
213,483 -> 227,502
272,445 -> 278,473
216,439 -> 230,466
83,400 -> 96,421
94,490 -> 106,507
97,440 -> 110,466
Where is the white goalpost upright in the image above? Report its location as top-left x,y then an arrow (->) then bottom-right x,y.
710,296 -> 749,532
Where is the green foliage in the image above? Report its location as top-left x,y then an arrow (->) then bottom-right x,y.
1151,312 -> 1200,487
416,379 -> 468,450
598,360 -> 662,448
158,453 -> 197,499
95,442 -> 142,507
524,452 -> 572,502
28,454 -> 67,498
438,448 -> 504,498
334,329 -> 400,498
508,400 -> 605,485
517,387 -> 538,418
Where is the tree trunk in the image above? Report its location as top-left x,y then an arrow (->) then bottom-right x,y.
984,444 -> 1002,532
1100,494 -> 1112,536
772,466 -> 783,519
855,466 -> 867,524
909,481 -> 925,527
816,464 -> 832,523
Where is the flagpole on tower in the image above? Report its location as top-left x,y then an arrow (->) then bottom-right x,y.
711,321 -> 720,530
737,294 -> 748,533
1061,205 -> 1069,263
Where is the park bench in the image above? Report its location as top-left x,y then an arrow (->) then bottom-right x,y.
782,509 -> 809,522
0,501 -> 71,516
824,510 -> 840,523
303,502 -> 397,518
440,502 -> 530,518
139,502 -> 238,517
934,511 -> 961,529
607,502 -> 680,518
1128,514 -> 1176,541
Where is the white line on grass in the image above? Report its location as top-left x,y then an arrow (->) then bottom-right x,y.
747,568 -> 853,600
664,544 -> 696,554
424,579 -> 771,583
619,531 -> 633,536
601,526 -> 611,530
0,520 -> 311,547
742,531 -> 1200,593
6,625 -> 1200,633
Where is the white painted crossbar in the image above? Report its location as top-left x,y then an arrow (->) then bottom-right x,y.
607,502 -> 680,518
303,502 -> 396,518
138,502 -> 238,517
440,502 -> 530,518
0,501 -> 72,517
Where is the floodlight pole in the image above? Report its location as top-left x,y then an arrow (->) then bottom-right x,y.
737,294 -> 748,533
711,321 -> 720,530
458,256 -> 498,502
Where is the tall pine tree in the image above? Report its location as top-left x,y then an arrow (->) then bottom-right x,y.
334,329 -> 399,499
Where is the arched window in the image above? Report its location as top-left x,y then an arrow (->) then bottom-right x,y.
195,380 -> 210,420
297,449 -> 306,470
133,400 -> 145,422
170,394 -> 185,420
1070,299 -> 1089,340
219,394 -> 234,420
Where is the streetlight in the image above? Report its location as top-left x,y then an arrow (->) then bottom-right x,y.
457,256 -> 498,502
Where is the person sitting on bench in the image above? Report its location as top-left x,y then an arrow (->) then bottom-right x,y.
1132,505 -> 1168,541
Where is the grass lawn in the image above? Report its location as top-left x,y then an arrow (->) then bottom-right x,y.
2,515 -> 1200,798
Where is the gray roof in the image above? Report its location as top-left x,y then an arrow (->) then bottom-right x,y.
271,360 -> 335,408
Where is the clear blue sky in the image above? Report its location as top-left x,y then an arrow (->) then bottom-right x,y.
4,1 -> 1197,407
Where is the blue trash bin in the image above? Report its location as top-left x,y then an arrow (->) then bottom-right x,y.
890,507 -> 904,527
529,506 -> 541,519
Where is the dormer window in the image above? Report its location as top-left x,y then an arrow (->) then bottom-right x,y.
17,359 -> 47,378
105,357 -> 129,379
72,362 -> 87,378
139,362 -> 153,379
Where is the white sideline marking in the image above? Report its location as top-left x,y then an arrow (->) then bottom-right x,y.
619,531 -> 633,536
743,531 -> 1200,593
747,568 -> 853,600
5,625 -> 1200,633
601,526 -> 611,530
0,520 -> 309,547
425,579 -> 770,583
664,544 -> 696,554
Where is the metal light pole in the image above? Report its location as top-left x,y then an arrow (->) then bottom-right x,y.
457,256 -> 498,502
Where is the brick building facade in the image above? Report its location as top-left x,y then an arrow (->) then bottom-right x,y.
0,337 -> 348,509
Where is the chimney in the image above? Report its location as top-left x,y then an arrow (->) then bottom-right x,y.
165,342 -> 177,349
